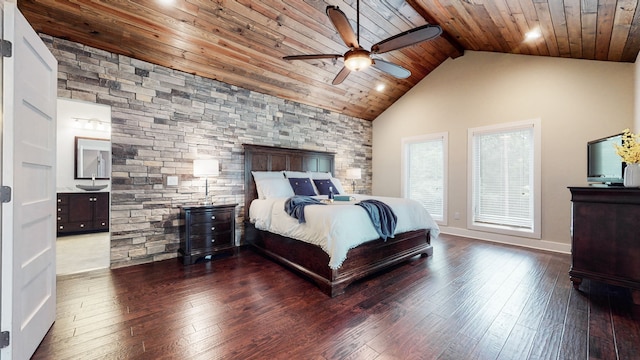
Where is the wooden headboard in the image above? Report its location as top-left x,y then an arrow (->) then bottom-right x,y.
243,144 -> 335,220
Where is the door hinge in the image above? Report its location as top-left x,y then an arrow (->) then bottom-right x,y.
0,40 -> 11,58
1,186 -> 12,203
0,331 -> 9,349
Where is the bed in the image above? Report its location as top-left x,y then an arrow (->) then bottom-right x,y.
243,144 -> 436,297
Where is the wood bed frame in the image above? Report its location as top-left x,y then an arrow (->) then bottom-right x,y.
243,144 -> 433,297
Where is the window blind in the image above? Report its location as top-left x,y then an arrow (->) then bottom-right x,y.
472,126 -> 533,229
406,138 -> 444,221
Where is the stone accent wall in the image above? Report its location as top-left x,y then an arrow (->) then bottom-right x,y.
42,35 -> 373,268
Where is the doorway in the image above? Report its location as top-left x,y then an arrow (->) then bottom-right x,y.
56,99 -> 111,275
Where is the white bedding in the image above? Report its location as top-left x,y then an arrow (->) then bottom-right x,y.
249,195 -> 440,269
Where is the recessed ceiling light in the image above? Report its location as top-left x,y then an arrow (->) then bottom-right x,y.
376,84 -> 386,92
525,29 -> 541,41
158,0 -> 175,5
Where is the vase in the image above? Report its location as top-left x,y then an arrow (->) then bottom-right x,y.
624,163 -> 640,187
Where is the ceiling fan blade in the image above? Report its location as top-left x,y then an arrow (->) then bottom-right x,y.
283,54 -> 342,61
371,24 -> 443,54
332,67 -> 351,85
371,59 -> 411,79
326,6 -> 359,49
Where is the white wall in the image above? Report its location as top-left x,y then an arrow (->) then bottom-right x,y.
57,99 -> 111,192
636,51 -> 640,132
373,51 -> 634,251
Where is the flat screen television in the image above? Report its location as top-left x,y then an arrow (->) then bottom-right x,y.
587,133 -> 625,185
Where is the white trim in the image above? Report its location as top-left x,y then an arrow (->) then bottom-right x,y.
467,119 -> 541,239
440,226 -> 571,254
401,132 -> 448,225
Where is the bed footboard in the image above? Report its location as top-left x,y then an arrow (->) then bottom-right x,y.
245,221 -> 432,297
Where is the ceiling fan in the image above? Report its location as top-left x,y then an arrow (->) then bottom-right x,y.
283,0 -> 443,85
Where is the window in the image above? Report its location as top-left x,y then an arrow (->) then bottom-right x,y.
401,132 -> 447,224
468,120 -> 541,238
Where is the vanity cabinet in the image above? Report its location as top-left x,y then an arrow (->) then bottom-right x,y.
57,192 -> 109,236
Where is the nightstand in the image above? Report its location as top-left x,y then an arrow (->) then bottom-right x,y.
179,203 -> 237,265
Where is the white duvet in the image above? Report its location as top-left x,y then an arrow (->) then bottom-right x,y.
249,195 -> 440,269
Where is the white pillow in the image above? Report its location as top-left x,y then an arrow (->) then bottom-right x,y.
331,178 -> 346,194
252,171 -> 284,180
252,171 -> 284,199
309,171 -> 332,179
256,178 -> 294,199
283,171 -> 308,178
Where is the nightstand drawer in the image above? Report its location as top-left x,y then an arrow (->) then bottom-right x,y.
189,220 -> 232,235
189,230 -> 234,250
189,210 -> 232,225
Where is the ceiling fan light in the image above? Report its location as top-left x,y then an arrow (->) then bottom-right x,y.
344,50 -> 372,71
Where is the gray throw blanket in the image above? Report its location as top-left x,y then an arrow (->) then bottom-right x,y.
284,195 -> 326,223
356,199 -> 397,240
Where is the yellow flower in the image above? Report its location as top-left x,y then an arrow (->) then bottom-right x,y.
614,128 -> 640,164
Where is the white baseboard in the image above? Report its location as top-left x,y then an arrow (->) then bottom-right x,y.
438,226 -> 571,254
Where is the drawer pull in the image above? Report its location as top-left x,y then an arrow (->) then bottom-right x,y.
57,198 -> 61,202
101,222 -> 106,226
211,239 -> 216,243
57,216 -> 61,221
58,208 -> 61,212
80,224 -> 84,228
211,215 -> 216,220
59,225 -> 64,229
211,227 -> 215,231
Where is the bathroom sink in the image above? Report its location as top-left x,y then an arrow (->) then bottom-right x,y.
76,184 -> 108,191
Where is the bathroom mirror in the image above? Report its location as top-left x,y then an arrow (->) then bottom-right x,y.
75,136 -> 111,179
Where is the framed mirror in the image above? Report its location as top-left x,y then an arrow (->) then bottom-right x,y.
75,136 -> 111,179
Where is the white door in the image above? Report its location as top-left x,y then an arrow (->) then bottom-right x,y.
1,2 -> 58,359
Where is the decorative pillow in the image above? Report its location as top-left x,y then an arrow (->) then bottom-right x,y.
309,172 -> 332,180
256,178 -> 294,199
288,178 -> 317,196
313,179 -> 339,196
331,178 -> 346,194
283,171 -> 308,179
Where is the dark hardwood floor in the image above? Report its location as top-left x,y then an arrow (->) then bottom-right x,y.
33,234 -> 640,359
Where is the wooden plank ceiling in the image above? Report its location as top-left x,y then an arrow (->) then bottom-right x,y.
18,0 -> 640,121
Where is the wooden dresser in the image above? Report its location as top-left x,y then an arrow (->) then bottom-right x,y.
57,192 -> 109,236
179,204 -> 237,265
568,187 -> 640,305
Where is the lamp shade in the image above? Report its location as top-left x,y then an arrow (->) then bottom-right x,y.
346,168 -> 361,180
193,159 -> 219,177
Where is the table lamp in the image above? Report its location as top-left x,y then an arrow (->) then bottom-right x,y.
193,159 -> 219,205
346,168 -> 361,193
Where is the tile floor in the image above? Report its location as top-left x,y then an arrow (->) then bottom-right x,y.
56,232 -> 110,275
